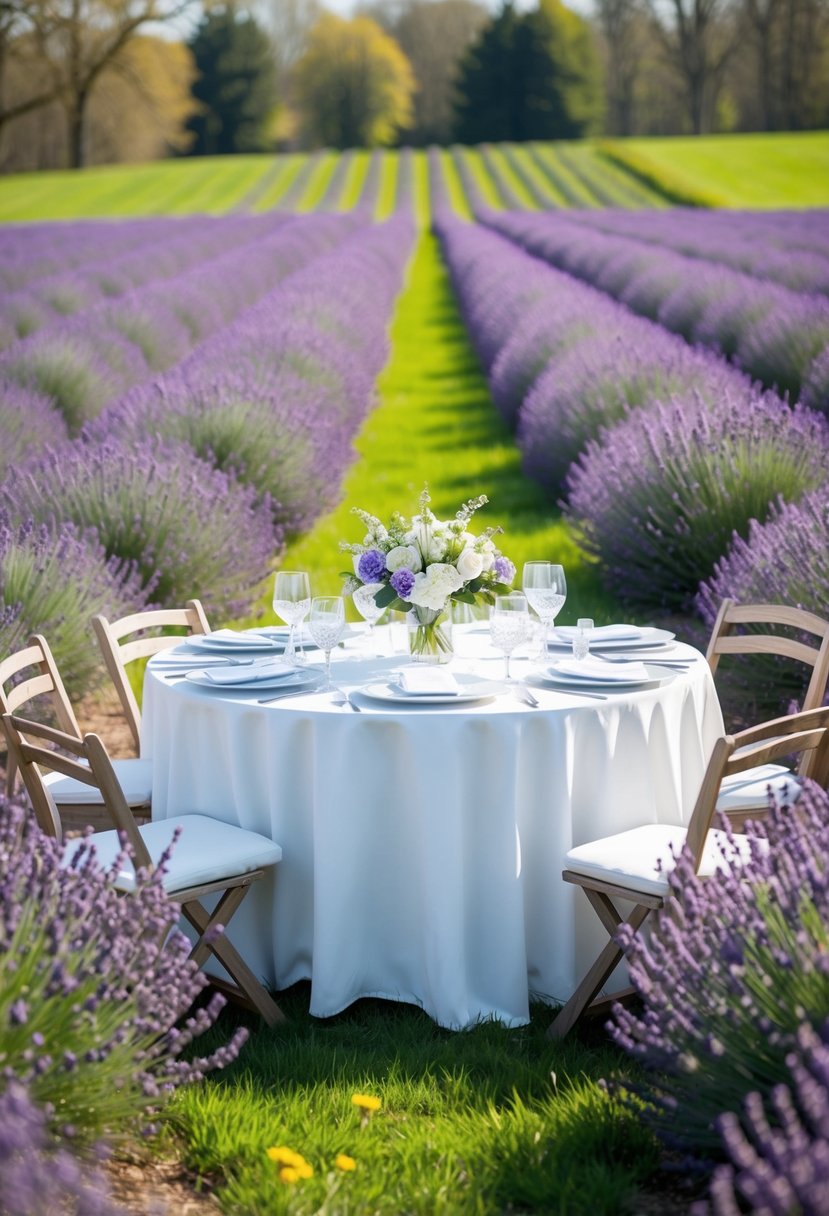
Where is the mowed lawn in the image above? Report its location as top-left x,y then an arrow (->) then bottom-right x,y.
605,130 -> 829,208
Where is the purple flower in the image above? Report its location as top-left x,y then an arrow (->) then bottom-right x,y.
390,568 -> 415,599
357,549 -> 387,583
492,556 -> 516,584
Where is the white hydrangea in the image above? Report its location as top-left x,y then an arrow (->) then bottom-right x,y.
407,563 -> 464,611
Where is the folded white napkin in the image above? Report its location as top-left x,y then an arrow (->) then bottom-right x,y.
398,668 -> 460,695
551,656 -> 650,683
204,659 -> 294,685
552,623 -> 643,643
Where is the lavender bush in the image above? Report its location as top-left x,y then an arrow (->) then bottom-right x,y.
0,1081 -> 122,1216
696,485 -> 829,715
802,345 -> 829,415
0,796 -> 247,1146
480,209 -> 829,407
609,783 -> 829,1156
1,438 -> 278,619
700,1023 -> 829,1216
565,389 -> 829,610
0,380 -> 68,479
0,515 -> 143,698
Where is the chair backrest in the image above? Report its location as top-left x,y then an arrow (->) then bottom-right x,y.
0,635 -> 82,798
92,600 -> 211,753
1,710 -> 151,862
706,600 -> 829,715
684,704 -> 829,870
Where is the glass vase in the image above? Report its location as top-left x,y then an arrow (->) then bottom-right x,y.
407,606 -> 454,664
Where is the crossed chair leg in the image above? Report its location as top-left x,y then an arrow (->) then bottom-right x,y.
179,873 -> 285,1027
547,881 -> 659,1040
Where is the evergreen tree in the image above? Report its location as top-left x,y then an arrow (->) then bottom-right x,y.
453,0 -> 603,141
186,8 -> 277,155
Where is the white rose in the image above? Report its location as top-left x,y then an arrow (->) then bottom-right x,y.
407,563 -> 464,611
456,549 -> 484,581
385,544 -> 423,574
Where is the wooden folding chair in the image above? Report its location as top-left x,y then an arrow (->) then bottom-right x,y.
2,710 -> 285,1026
92,600 -> 211,756
706,601 -> 829,827
548,704 -> 829,1040
0,634 -> 152,832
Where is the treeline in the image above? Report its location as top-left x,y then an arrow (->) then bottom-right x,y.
2,0 -> 828,174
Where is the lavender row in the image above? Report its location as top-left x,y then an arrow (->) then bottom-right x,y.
1,216 -> 415,684
0,211 -> 360,438
0,216 -> 188,289
480,209 -> 829,409
436,215 -> 829,611
0,213 -> 289,348
566,207 -> 829,297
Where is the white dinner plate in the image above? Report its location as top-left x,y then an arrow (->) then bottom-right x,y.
190,631 -> 284,655
538,663 -> 669,691
547,626 -> 675,652
360,676 -> 502,705
184,668 -> 323,693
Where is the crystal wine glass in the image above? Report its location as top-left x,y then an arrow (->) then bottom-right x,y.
352,582 -> 386,655
489,592 -> 531,681
273,571 -> 311,666
308,596 -> 345,691
522,562 -> 567,659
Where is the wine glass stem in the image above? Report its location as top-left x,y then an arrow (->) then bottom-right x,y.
285,623 -> 296,663
324,650 -> 332,691
505,651 -> 512,681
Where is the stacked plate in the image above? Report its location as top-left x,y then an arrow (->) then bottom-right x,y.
540,654 -> 666,692
548,624 -> 675,653
184,657 -> 324,694
360,672 -> 502,706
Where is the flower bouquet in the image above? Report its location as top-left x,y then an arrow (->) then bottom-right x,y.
341,487 -> 515,662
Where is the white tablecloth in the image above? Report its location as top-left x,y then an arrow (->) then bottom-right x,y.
142,626 -> 724,1029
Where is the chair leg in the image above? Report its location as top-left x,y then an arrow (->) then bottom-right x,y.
181,889 -> 285,1026
547,903 -> 651,1040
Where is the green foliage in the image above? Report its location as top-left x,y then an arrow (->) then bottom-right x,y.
454,0 -> 603,143
186,9 -> 278,156
293,14 -> 415,149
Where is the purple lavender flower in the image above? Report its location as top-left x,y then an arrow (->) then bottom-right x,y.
609,783 -> 829,1158
357,549 -> 387,583
564,388 -> 829,610
492,556 -> 516,584
390,568 -> 416,598
0,795 -> 248,1147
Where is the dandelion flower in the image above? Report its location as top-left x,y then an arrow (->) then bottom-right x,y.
351,1093 -> 381,1113
267,1146 -> 313,1179
279,1166 -> 300,1184
335,1153 -> 357,1172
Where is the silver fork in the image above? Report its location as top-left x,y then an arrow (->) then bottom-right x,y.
593,653 -> 690,668
331,688 -> 362,712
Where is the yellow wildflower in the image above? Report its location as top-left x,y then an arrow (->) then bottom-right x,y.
351,1093 -> 382,1113
335,1153 -> 357,1172
267,1146 -> 313,1180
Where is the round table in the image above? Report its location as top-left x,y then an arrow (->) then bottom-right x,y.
141,625 -> 724,1029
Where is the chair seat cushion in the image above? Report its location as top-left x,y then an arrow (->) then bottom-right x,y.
565,823 -> 761,899
46,758 -> 153,807
715,763 -> 801,812
62,813 -> 282,894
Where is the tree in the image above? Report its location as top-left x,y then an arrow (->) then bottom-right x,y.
186,7 -> 277,154
594,0 -> 647,134
4,0 -> 198,169
647,0 -> 740,133
360,0 -> 489,144
454,0 -> 603,142
292,13 -> 414,148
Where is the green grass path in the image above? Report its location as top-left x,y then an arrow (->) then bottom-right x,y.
274,232 -> 615,625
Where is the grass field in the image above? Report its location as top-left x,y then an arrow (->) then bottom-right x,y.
1,132 -> 826,224
603,130 -> 829,208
